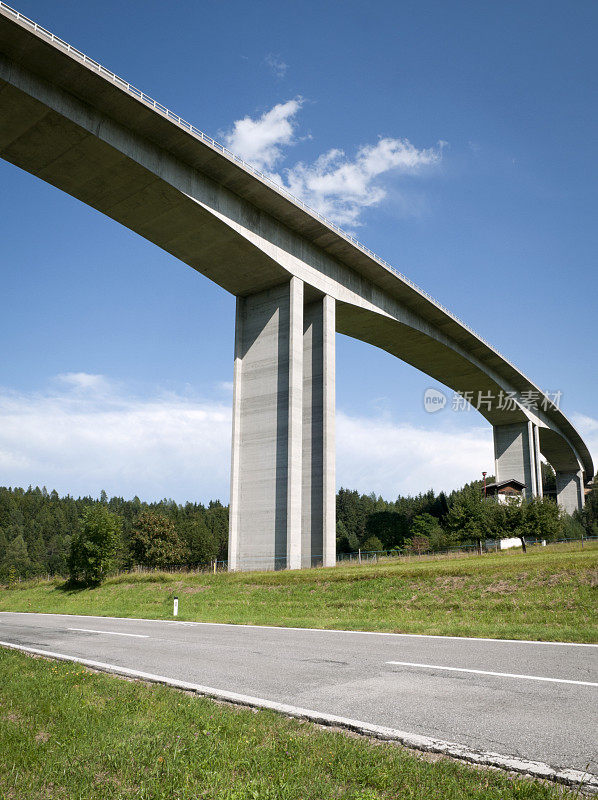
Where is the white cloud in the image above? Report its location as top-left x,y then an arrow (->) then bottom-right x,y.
56,372 -> 110,392
573,413 -> 598,433
224,99 -> 441,226
571,413 -> 598,477
0,376 -> 231,503
264,53 -> 288,79
0,374 -> 495,504
336,411 -> 493,498
223,98 -> 303,171
279,138 -> 440,227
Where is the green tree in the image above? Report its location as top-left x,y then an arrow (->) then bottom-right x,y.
410,513 -> 457,552
28,532 -> 47,575
335,520 -> 349,552
541,463 -> 557,497
496,496 -> 562,552
336,520 -> 359,553
576,472 -> 598,537
0,527 -> 8,568
2,533 -> 31,578
411,513 -> 441,538
561,514 -> 585,540
365,511 -> 409,549
205,504 -> 229,561
499,498 -> 526,550
361,535 -> 383,552
521,497 -> 562,543
130,511 -> 187,569
182,518 -> 218,567
445,487 -> 496,551
68,505 -> 122,585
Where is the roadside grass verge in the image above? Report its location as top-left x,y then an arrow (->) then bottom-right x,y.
1,542 -> 596,643
0,647 -> 579,799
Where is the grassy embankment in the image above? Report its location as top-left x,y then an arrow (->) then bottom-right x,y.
1,541 -> 596,642
0,647 -> 582,799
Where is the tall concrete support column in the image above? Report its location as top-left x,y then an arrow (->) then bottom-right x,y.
228,278 -> 304,571
228,284 -> 336,572
556,470 -> 584,514
533,424 -> 543,498
493,422 -> 541,499
302,295 -> 336,568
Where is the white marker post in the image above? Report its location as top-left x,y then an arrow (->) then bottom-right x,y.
173,596 -> 178,617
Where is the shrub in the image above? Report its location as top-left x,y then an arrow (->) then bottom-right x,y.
561,514 -> 586,540
130,511 -> 187,569
410,513 -> 446,549
404,535 -> 430,555
361,536 -> 383,552
68,505 -> 122,585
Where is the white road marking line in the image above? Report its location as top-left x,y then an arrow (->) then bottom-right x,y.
2,612 -> 596,647
68,627 -> 149,639
386,661 -> 598,687
0,639 -> 596,793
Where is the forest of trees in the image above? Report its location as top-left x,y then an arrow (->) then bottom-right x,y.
336,471 -> 594,555
0,469 -> 596,581
0,487 -> 228,581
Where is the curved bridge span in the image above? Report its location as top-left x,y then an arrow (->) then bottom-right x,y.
0,4 -> 592,570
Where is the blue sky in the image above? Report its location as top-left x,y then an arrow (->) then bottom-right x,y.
0,0 -> 596,502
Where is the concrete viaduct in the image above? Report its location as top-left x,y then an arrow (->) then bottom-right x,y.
0,4 -> 593,571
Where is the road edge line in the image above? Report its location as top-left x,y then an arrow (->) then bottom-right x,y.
1,611 -> 596,647
1,640 -> 596,795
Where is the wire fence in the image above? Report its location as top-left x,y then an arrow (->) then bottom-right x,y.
3,535 -> 595,584
224,535 -> 598,572
131,534 -> 598,574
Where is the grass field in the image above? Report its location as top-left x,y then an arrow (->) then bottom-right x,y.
0,647 -> 581,799
1,541 -> 596,642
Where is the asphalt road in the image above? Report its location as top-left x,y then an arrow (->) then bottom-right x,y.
1,612 -> 596,774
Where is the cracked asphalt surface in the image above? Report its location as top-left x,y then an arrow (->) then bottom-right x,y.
1,611 -> 596,774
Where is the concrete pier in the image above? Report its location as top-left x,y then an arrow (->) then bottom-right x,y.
302,294 -> 335,568
532,424 -> 543,499
555,470 -> 585,515
493,422 -> 542,499
494,422 -> 586,512
228,281 -> 336,570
